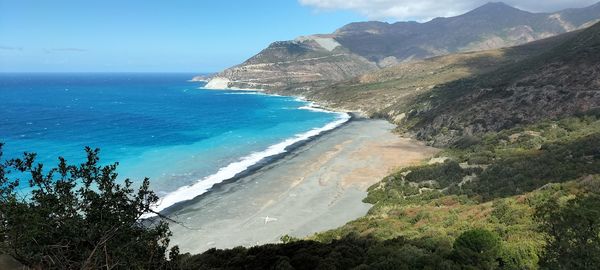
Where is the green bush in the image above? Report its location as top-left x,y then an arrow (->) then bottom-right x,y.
0,145 -> 173,269
536,194 -> 600,269
452,229 -> 502,270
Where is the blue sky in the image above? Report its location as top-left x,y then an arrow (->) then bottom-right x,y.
0,1 -> 364,72
2,0 -> 597,72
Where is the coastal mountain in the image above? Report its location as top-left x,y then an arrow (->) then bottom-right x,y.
204,40 -> 377,92
203,2 -> 600,92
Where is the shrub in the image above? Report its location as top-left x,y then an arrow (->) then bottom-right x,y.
0,144 -> 173,269
452,229 -> 502,270
536,195 -> 600,269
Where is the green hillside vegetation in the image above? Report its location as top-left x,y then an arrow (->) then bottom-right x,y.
307,113 -> 600,269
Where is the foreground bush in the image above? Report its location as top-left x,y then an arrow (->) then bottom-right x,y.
0,144 -> 173,269
536,194 -> 600,269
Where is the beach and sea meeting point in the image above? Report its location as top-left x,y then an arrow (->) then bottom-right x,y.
1,0 -> 600,269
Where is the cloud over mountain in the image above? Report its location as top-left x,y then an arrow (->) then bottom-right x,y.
299,0 -> 599,21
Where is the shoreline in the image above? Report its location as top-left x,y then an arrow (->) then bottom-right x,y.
167,119 -> 439,253
147,86 -> 354,216
157,113 -> 358,217
162,83 -> 438,253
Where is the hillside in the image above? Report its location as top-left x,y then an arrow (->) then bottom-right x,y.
202,2 -> 600,92
305,30 -> 579,119
404,21 -> 600,145
204,41 -> 377,92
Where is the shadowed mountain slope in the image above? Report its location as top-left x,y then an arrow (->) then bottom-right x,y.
404,21 -> 600,145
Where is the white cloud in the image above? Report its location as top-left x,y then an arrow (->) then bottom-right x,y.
299,0 -> 600,21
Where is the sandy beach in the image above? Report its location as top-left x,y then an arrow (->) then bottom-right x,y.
167,119 -> 438,253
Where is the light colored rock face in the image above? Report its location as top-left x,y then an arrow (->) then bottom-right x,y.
294,36 -> 341,51
378,56 -> 399,67
204,77 -> 230,89
549,14 -> 576,31
428,157 -> 449,165
313,37 -> 341,51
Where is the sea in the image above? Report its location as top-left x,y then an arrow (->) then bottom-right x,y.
0,73 -> 349,212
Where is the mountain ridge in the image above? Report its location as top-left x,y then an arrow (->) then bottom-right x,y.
202,2 -> 600,92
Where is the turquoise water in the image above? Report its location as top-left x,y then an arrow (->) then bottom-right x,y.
0,73 -> 348,211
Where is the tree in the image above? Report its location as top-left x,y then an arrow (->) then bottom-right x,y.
452,229 -> 502,270
536,195 -> 600,269
0,143 -> 174,269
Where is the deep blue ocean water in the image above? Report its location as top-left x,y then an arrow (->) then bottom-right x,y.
0,73 -> 347,211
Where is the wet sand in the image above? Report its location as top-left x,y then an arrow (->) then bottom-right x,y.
167,119 -> 438,253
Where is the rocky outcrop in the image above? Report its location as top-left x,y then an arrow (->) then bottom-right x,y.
204,38 -> 377,92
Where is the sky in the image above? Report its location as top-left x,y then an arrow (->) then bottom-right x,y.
1,0 -> 598,73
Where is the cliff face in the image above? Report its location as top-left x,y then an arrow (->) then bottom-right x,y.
202,2 -> 600,93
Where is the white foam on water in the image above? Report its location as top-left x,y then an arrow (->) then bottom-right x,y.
143,110 -> 350,218
298,101 -> 337,114
299,104 -> 333,113
221,91 -> 264,95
